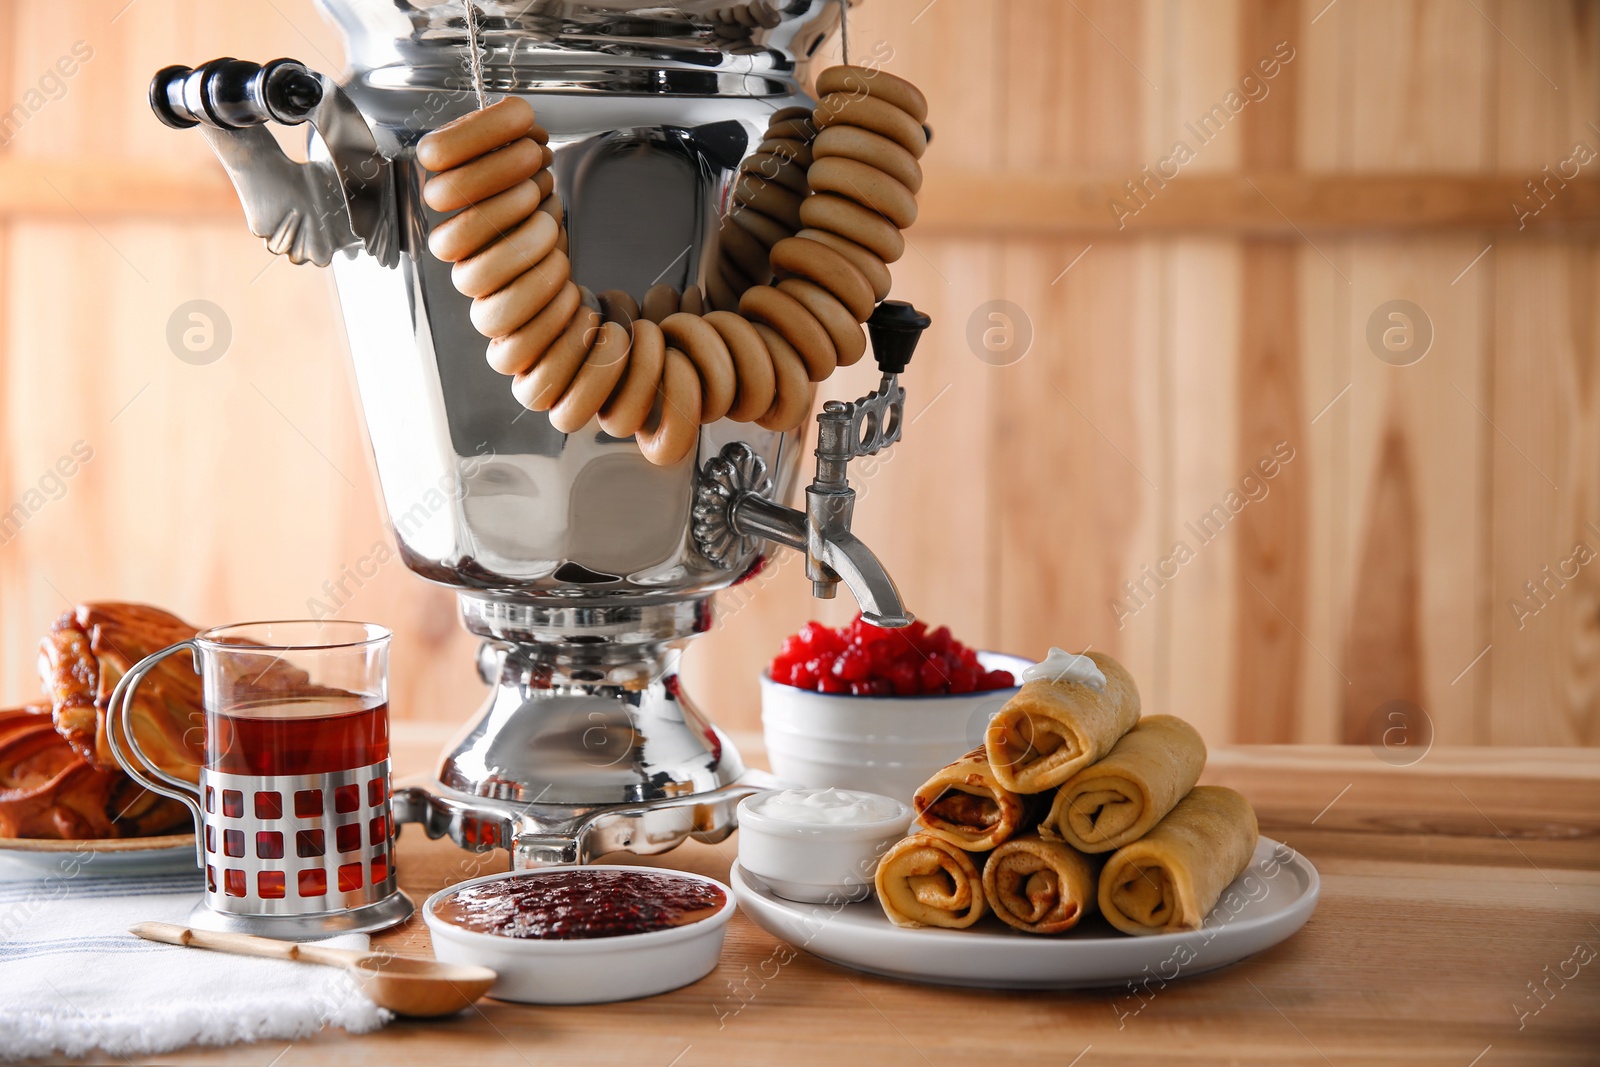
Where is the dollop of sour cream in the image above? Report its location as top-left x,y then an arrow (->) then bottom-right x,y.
750,788 -> 904,826
1022,647 -> 1106,690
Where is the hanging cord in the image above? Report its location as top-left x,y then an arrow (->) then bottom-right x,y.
465,1 -> 488,109
837,0 -> 850,65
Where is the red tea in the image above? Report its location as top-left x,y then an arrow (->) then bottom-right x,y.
206,695 -> 389,777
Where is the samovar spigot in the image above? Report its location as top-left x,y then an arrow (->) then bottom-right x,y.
803,301 -> 928,622
698,301 -> 930,629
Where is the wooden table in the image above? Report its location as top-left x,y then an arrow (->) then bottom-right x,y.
139,730 -> 1599,1067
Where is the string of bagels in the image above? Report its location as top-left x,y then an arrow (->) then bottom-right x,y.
416,63 -> 931,465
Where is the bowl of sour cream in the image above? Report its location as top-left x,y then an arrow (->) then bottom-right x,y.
736,788 -> 912,904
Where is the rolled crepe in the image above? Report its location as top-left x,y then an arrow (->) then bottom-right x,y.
981,834 -> 1101,935
912,747 -> 1034,852
984,651 -> 1140,794
874,833 -> 987,929
1098,786 -> 1259,936
1046,714 -> 1207,853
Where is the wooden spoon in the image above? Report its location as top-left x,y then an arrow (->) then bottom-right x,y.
130,921 -> 496,1017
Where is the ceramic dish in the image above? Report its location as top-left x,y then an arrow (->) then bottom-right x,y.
0,833 -> 197,875
736,789 -> 911,903
759,651 -> 1032,802
732,836 -> 1318,989
424,865 -> 736,1004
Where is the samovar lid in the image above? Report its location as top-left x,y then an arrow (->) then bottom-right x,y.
316,0 -> 853,95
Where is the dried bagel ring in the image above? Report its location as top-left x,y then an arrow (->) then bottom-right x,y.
600,318 -> 667,437
660,312 -> 737,423
763,116 -> 816,142
795,227 -> 892,303
718,218 -> 773,284
641,283 -> 680,323
537,192 -> 567,254
485,280 -> 581,376
813,125 -> 923,193
777,277 -> 866,366
470,248 -> 570,337
537,190 -> 563,223
550,319 -> 632,433
812,93 -> 927,158
733,174 -> 804,230
729,204 -> 790,250
417,97 -> 537,171
423,138 -> 545,213
768,237 -> 876,322
512,306 -> 601,411
597,289 -> 640,328
427,180 -> 543,263
807,157 -> 918,230
816,65 -> 930,123
767,105 -> 815,124
451,211 -> 561,299
636,349 -> 702,465
799,193 -> 905,263
722,252 -> 764,295
740,152 -> 810,196
422,63 -> 931,468
740,284 -> 837,382
758,137 -> 814,167
753,323 -> 813,432
703,310 -> 776,422
704,263 -> 742,313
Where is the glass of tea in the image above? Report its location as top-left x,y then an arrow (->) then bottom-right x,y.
108,620 -> 413,938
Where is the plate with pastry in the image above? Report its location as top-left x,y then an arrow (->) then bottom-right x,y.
0,831 -> 196,875
1,603 -> 206,875
731,647 -> 1320,988
731,827 -> 1318,990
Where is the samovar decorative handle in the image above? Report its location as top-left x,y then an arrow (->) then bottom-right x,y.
694,301 -> 930,628
149,58 -> 396,268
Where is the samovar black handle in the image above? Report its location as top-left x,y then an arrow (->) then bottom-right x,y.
866,300 -> 930,376
150,58 -> 323,131
147,56 -> 395,268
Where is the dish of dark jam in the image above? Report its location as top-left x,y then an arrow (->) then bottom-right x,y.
435,869 -> 727,940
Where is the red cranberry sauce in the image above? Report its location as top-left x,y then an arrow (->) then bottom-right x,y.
769,613 -> 1015,696
435,869 -> 726,940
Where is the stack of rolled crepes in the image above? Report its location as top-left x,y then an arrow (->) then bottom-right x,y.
873,649 -> 1260,936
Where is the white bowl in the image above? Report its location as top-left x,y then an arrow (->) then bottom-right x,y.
759,651 -> 1031,803
736,790 -> 912,904
423,866 -> 735,1004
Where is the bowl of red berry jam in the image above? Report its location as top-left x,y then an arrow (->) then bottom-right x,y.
761,614 -> 1031,802
423,866 -> 735,1004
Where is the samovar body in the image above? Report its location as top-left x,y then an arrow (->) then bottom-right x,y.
150,0 -> 915,867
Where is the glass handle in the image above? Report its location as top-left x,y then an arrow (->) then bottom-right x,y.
105,639 -> 205,867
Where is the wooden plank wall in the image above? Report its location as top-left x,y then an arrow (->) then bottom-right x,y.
0,0 -> 1596,752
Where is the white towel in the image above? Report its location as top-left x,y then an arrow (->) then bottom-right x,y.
0,856 -> 390,1061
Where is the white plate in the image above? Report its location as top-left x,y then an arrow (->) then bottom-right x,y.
731,836 -> 1319,989
0,833 -> 197,876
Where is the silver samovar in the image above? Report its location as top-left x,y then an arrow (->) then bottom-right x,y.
148,1 -> 929,868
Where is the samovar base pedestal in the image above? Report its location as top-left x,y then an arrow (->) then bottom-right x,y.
392,596 -> 780,868
393,766 -> 778,868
